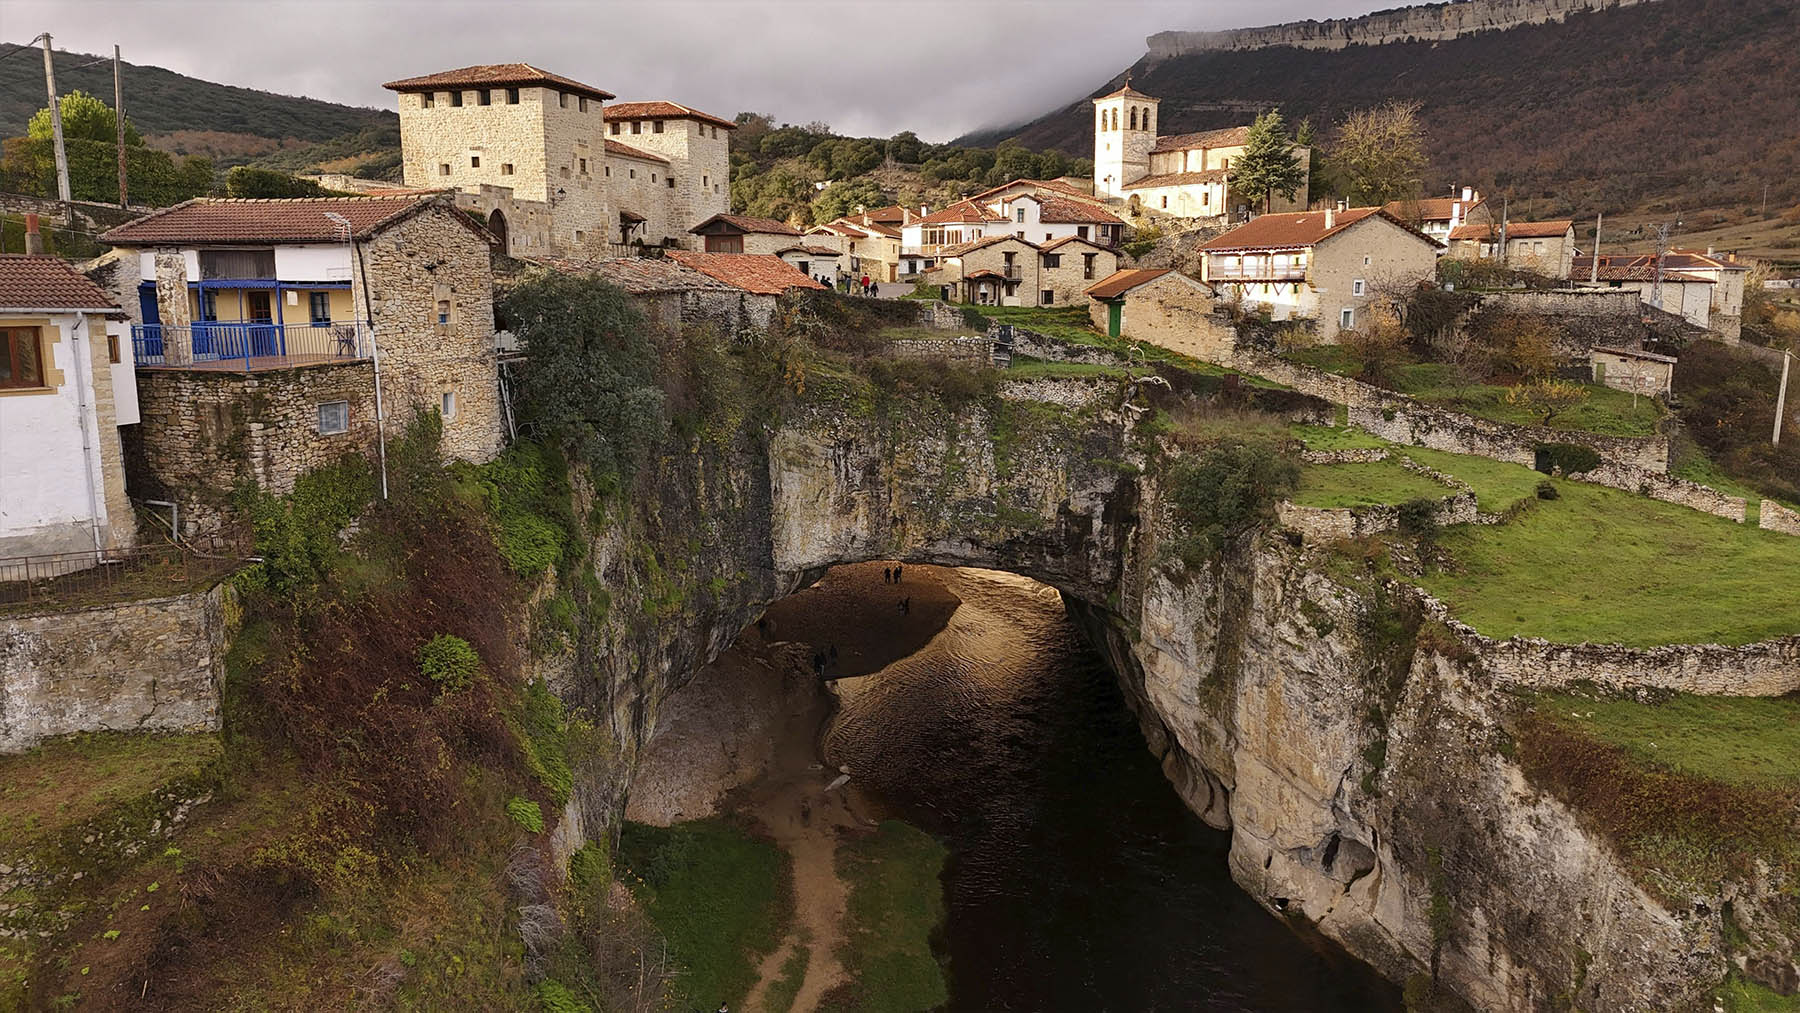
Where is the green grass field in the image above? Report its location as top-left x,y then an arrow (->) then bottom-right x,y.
617,819 -> 791,1009
1530,692 -> 1800,788
1290,424 -> 1389,451
0,731 -> 219,849
1419,481 -> 1800,646
824,821 -> 949,1013
1292,459 -> 1454,509
1392,446 -> 1545,514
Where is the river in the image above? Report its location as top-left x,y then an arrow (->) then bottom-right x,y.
822,567 -> 1402,1012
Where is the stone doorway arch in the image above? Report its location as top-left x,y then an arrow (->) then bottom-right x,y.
487,209 -> 509,255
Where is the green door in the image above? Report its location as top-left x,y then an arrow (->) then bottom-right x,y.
1107,300 -> 1122,338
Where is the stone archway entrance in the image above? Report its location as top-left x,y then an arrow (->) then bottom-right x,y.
486,209 -> 509,255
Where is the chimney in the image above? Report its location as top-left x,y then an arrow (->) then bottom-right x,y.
1325,206 -> 1336,229
920,204 -> 929,216
23,213 -> 45,255
1705,245 -> 1714,257
1461,186 -> 1473,202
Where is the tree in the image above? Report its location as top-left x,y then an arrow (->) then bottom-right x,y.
499,273 -> 666,486
225,165 -> 348,198
1504,378 -> 1590,425
28,90 -> 142,146
886,131 -> 924,165
1330,100 -> 1428,207
1295,118 -> 1330,205
811,179 -> 886,224
1229,109 -> 1306,214
1342,308 -> 1412,385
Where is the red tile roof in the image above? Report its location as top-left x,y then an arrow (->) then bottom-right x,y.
1040,235 -> 1108,253
1383,196 -> 1485,223
1664,250 -> 1750,272
0,255 -> 120,312
1150,126 -> 1250,154
665,251 -> 824,294
605,139 -> 669,164
1031,195 -> 1123,225
690,213 -> 801,237
100,194 -> 468,246
776,245 -> 845,257
854,221 -> 901,238
603,101 -> 736,130
1572,257 -> 1716,283
1095,83 -> 1156,102
1121,169 -> 1228,190
913,199 -> 1005,227
855,205 -> 911,224
1203,208 -> 1436,253
1449,220 -> 1572,241
383,63 -> 613,101
969,177 -> 1100,205
942,235 -> 1038,257
1084,268 -> 1182,300
811,222 -> 868,239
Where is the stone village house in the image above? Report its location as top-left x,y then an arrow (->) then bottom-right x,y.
1572,249 -> 1750,339
96,194 -> 503,540
897,182 -> 1124,282
690,214 -> 803,255
1200,206 -> 1441,340
1446,219 -> 1577,279
1084,267 -> 1234,359
1092,84 -> 1311,216
664,251 -> 824,329
925,234 -> 1120,308
0,255 -> 136,562
1383,189 -> 1491,246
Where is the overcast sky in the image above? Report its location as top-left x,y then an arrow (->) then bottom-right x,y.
11,0 -> 1380,142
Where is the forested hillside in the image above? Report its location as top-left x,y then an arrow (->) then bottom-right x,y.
968,0 -> 1800,223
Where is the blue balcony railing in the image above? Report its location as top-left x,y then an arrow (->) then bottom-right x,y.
132,321 -> 372,371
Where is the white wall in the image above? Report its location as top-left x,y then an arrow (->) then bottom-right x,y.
274,245 -> 354,282
0,313 -> 111,557
107,320 -> 139,425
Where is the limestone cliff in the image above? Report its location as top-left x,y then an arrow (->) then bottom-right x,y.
548,371 -> 1788,1012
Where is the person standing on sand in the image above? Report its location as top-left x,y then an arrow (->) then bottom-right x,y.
894,563 -> 904,583
883,566 -> 892,584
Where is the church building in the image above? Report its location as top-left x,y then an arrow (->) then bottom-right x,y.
1092,84 -> 1310,218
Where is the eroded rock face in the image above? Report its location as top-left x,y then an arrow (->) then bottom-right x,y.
559,382 -> 1783,1012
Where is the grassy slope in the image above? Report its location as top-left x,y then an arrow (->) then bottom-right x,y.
824,821 -> 949,1013
1418,480 -> 1800,646
617,819 -> 791,1009
1292,459 -> 1452,509
0,732 -> 219,847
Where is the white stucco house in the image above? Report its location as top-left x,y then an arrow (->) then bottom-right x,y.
0,255 -> 137,562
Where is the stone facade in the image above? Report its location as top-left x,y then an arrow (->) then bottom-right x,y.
888,336 -> 996,366
126,361 -> 380,539
1039,241 -> 1117,306
1276,489 -> 1479,540
604,115 -> 731,240
350,202 -> 505,464
1088,271 -> 1235,358
0,581 -> 231,753
1760,498 -> 1800,536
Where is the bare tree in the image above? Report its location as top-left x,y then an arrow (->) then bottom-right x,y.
1330,101 -> 1429,207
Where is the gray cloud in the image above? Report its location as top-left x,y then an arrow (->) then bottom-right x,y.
12,0 -> 1378,142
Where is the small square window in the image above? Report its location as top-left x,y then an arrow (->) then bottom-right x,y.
1340,308 -> 1355,329
506,87 -> 519,104
441,390 -> 458,420
578,96 -> 588,112
631,121 -> 641,134
610,122 -> 620,135
478,89 -> 491,106
575,230 -> 585,242
501,163 -> 514,175
667,176 -> 676,189
107,333 -> 121,364
437,299 -> 450,325
1041,290 -> 1054,305
1353,279 -> 1365,296
451,91 -> 464,107
422,93 -> 434,109
318,401 -> 349,435
560,166 -> 570,179
559,92 -> 569,109
439,163 -> 451,176
470,155 -> 480,168
653,120 -> 664,133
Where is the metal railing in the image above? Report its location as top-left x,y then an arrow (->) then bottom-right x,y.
1205,266 -> 1308,282
0,543 -> 236,607
132,320 -> 373,370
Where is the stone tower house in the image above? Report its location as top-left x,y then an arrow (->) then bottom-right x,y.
383,64 -> 616,255
602,102 -> 733,240
1092,83 -> 1158,200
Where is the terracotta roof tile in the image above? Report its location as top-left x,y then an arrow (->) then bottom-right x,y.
942,235 -> 1038,257
1025,195 -> 1124,225
810,222 -> 867,239
1095,84 -> 1157,102
604,139 -> 670,164
913,199 -> 1006,226
603,101 -> 736,130
776,245 -> 845,257
854,221 -> 901,238
1202,208 -> 1436,253
100,194 -> 464,245
855,205 -> 911,224
1040,235 -> 1108,253
1121,169 -> 1228,190
1383,196 -> 1486,223
1084,268 -> 1174,300
1572,257 -> 1715,283
383,63 -> 613,101
691,213 -> 801,237
1449,220 -> 1572,241
664,251 -> 824,295
1150,126 -> 1250,154
969,178 -> 1100,205
0,255 -> 120,312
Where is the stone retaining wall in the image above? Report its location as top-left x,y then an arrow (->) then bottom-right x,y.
1761,498 -> 1800,536
1278,490 -> 1478,541
1569,461 -> 1748,522
888,335 -> 995,365
1480,289 -> 1642,319
0,582 -> 232,753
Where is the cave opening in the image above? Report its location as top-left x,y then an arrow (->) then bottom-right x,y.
624,562 -> 1399,1012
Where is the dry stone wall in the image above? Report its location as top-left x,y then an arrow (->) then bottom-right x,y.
1276,489 -> 1478,541
888,335 -> 995,365
1761,498 -> 1800,535
0,582 -> 231,753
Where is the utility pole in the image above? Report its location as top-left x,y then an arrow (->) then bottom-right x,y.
114,44 -> 128,209
1589,212 -> 1602,284
1776,349 -> 1791,446
1650,221 -> 1671,312
39,34 -> 72,207
1499,196 -> 1509,267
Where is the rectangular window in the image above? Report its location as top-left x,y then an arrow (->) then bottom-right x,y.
501,163 -> 514,175
199,290 -> 218,321
579,158 -> 588,173
604,166 -> 610,177
1161,196 -> 1168,209
1353,279 -> 1365,296
441,390 -> 458,420
478,89 -> 492,106
451,91 -> 464,107
1340,308 -> 1355,329
631,121 -> 641,134
559,92 -> 569,109
712,126 -> 719,138
1041,290 -> 1054,304
470,155 -> 480,168
1077,226 -> 1089,239
653,120 -> 664,133
437,299 -> 450,325
578,96 -> 588,112
702,175 -> 708,187
1083,253 -> 1096,279
506,87 -> 519,104
309,291 -> 331,324
629,168 -> 635,179
610,122 -> 620,135
422,93 -> 434,109
107,333 -> 120,364
1015,208 -> 1025,223
318,401 -> 349,435
651,173 -> 657,183
667,176 -> 676,189
440,163 -> 451,176
1043,254 -> 1061,268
